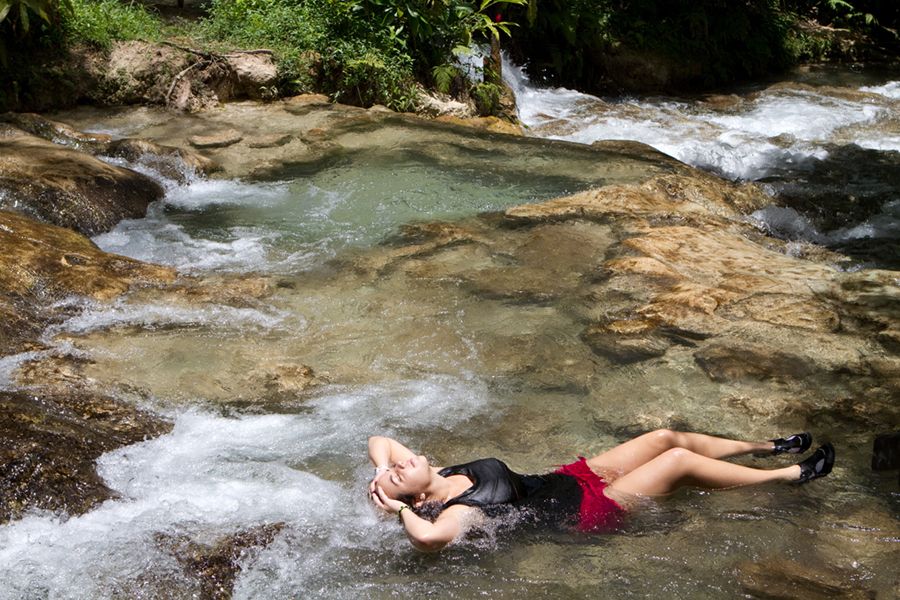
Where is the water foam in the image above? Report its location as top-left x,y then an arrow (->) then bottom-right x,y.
860,80 -> 900,99
93,154 -> 297,274
505,57 -> 897,181
43,296 -> 290,339
0,350 -> 47,391
0,376 -> 492,597
93,208 -> 276,273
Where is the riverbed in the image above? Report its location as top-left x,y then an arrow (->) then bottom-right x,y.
0,68 -> 898,598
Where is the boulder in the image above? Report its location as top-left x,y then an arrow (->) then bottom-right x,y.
157,523 -> 285,598
0,127 -> 164,235
225,52 -> 279,99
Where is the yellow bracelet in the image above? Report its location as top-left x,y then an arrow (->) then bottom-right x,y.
397,504 -> 410,522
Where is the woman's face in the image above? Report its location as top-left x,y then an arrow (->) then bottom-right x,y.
376,455 -> 431,499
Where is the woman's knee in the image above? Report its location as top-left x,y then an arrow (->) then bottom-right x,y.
658,446 -> 695,466
649,428 -> 678,449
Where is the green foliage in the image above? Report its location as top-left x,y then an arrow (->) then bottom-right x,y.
0,0 -> 66,30
346,0 -> 524,74
62,0 -> 161,48
471,80 -> 500,115
431,62 -> 459,93
202,0 -> 524,109
0,0 -> 69,64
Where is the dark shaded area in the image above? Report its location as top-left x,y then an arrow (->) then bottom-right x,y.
505,1 -> 900,94
872,432 -> 900,471
754,144 -> 900,269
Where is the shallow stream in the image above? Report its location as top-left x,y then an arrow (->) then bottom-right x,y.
0,69 -> 898,598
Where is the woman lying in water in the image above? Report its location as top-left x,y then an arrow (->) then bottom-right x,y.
368,430 -> 835,552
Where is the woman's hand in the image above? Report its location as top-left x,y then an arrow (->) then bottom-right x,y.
372,485 -> 407,514
369,466 -> 389,496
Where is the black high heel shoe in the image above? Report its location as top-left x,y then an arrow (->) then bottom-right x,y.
797,443 -> 835,484
770,432 -> 812,456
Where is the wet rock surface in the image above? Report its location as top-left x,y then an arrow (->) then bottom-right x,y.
736,558 -> 874,600
0,126 -> 164,235
0,208 -> 177,521
0,388 -> 172,524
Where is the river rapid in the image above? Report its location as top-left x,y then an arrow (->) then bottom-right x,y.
0,68 -> 898,598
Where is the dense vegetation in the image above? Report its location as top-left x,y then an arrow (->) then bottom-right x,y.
504,0 -> 900,92
1,0 -> 897,111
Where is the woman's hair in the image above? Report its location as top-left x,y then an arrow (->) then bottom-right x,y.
412,500 -> 443,522
389,491 -> 442,522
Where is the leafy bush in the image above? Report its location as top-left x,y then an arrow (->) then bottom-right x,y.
506,0 -> 802,91
62,0 -> 161,48
202,0 -> 523,109
0,0 -> 69,63
202,0 -> 417,108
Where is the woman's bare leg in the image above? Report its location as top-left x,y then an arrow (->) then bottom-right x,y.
608,448 -> 801,496
587,429 -> 772,475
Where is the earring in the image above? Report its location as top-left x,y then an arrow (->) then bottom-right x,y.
419,493 -> 426,501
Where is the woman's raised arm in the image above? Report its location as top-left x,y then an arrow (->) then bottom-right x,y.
368,436 -> 416,472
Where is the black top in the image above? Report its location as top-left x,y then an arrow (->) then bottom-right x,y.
438,458 -> 581,525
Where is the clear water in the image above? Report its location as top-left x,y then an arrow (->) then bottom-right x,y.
1,86 -> 898,598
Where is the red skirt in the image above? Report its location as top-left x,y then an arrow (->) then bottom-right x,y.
554,457 -> 625,532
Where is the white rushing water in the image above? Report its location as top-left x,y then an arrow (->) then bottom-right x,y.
0,376 -> 492,598
503,57 -> 900,256
503,56 -> 900,180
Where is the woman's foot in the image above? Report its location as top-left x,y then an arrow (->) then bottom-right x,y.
797,443 -> 835,483
770,432 -> 812,456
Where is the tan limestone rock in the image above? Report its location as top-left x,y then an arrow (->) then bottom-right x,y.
188,129 -> 244,149
0,127 -> 164,235
0,210 -> 175,301
434,115 -> 523,136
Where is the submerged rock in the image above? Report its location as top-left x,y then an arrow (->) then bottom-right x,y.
189,129 -> 244,149
0,126 -> 163,235
736,558 -> 874,600
157,523 -> 285,599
